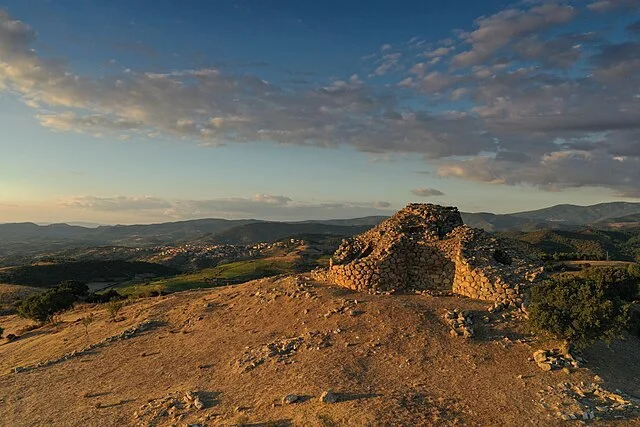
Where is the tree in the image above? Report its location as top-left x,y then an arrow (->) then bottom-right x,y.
528,274 -> 631,349
81,313 -> 95,343
106,299 -> 124,321
16,287 -> 76,323
58,280 -> 89,297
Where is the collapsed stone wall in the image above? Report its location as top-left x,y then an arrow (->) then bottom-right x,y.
328,203 -> 543,303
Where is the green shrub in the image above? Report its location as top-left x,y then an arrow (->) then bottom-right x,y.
58,280 -> 89,297
86,289 -> 124,304
582,267 -> 639,302
81,313 -> 95,339
528,275 -> 631,348
106,299 -> 124,320
16,287 -> 76,323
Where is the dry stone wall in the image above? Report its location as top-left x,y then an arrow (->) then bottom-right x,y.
328,203 -> 543,303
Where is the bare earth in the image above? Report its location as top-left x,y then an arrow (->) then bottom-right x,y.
0,275 -> 638,426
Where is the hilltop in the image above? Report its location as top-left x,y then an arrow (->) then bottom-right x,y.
1,204 -> 639,426
1,274 -> 639,426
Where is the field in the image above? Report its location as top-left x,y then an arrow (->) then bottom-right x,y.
111,257 -> 298,296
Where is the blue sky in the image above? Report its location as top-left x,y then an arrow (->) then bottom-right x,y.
1,0 -> 639,224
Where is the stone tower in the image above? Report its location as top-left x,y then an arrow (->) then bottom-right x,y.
328,203 -> 543,303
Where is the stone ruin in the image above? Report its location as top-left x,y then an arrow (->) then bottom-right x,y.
328,203 -> 544,303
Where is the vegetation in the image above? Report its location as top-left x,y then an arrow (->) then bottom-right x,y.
112,258 -> 297,296
0,260 -> 179,288
81,313 -> 95,342
528,267 -> 637,348
16,286 -> 77,323
501,227 -> 640,262
106,299 -> 124,320
0,326 -> 4,339
86,289 -> 125,303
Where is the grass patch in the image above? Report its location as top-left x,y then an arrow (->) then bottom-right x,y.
111,258 -> 296,296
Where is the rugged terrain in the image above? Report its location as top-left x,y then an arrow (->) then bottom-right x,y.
1,274 -> 639,426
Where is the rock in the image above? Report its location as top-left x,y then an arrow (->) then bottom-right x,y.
320,391 -> 339,404
282,394 -> 299,404
193,397 -> 205,410
537,362 -> 552,372
533,350 -> 547,363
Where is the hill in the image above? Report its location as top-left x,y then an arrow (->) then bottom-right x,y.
510,202 -> 640,225
500,228 -> 640,262
596,213 -> 640,228
0,261 -> 179,288
460,212 -> 551,232
3,202 -> 640,259
202,222 -> 373,245
1,274 -> 638,426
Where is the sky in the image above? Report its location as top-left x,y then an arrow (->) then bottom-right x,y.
0,0 -> 639,224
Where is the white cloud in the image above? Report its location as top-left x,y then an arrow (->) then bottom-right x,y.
60,195 -> 395,221
451,3 -> 578,67
411,188 -> 445,197
588,0 -> 640,13
1,6 -> 640,199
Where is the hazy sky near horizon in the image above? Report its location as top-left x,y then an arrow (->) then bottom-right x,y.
1,0 -> 639,224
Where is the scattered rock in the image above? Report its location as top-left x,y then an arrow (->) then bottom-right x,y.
443,309 -> 474,339
237,336 -> 304,372
538,381 -> 640,421
282,394 -> 299,404
320,391 -> 339,404
531,349 -> 579,371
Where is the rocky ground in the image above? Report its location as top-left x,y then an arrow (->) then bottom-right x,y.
0,274 -> 639,426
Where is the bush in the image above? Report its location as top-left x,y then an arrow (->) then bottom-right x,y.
106,299 -> 124,320
86,289 -> 125,304
0,326 -> 4,338
582,267 -> 639,302
58,280 -> 89,297
528,275 -> 631,348
16,287 -> 76,323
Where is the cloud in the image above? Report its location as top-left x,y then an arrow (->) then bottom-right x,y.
588,0 -> 640,13
438,150 -> 640,197
2,5 -> 640,199
61,196 -> 172,212
411,188 -> 445,197
451,3 -> 578,68
627,20 -> 640,35
60,195 -> 395,221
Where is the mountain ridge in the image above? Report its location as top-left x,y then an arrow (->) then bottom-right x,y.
2,202 -> 640,257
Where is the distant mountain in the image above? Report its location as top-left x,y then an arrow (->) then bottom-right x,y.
499,229 -> 630,260
3,202 -> 640,257
460,212 -> 552,232
461,202 -> 640,231
201,222 -> 373,245
510,202 -> 640,225
299,216 -> 388,227
594,213 -> 640,228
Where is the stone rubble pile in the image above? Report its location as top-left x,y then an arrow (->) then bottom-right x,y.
537,382 -> 640,421
532,349 -> 581,372
13,319 -> 157,374
133,390 -> 209,426
236,336 -> 304,372
443,309 -> 474,339
327,203 -> 544,303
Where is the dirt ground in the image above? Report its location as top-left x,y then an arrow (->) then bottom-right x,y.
0,275 -> 638,426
